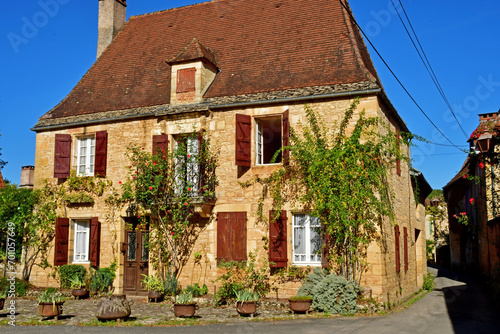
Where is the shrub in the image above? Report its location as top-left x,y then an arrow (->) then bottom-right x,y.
164,274 -> 178,296
58,264 -> 87,289
298,268 -> 359,315
141,274 -> 165,294
0,277 -> 31,297
423,272 -> 435,291
184,283 -> 208,297
89,266 -> 116,294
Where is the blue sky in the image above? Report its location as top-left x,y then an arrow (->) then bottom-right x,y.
1,0 -> 499,190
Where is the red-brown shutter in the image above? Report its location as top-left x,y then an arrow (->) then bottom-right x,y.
321,224 -> 330,268
176,68 -> 196,93
95,131 -> 108,177
54,217 -> 69,266
235,114 -> 252,167
153,134 -> 169,157
54,134 -> 71,178
282,110 -> 290,166
217,212 -> 231,264
395,225 -> 401,273
233,212 -> 248,262
90,217 -> 101,267
404,227 -> 408,271
269,210 -> 288,268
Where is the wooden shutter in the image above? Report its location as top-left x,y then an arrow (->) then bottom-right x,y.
54,217 -> 69,266
282,110 -> 290,166
395,225 -> 401,273
153,134 -> 169,156
95,131 -> 108,177
90,217 -> 101,267
217,212 -> 247,264
321,224 -> 330,268
269,210 -> 288,268
235,114 -> 251,167
54,134 -> 71,178
404,227 -> 408,271
176,68 -> 196,93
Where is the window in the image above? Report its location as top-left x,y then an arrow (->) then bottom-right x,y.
293,214 -> 321,265
174,135 -> 200,195
73,220 -> 90,263
176,67 -> 196,93
256,116 -> 282,165
77,136 -> 95,176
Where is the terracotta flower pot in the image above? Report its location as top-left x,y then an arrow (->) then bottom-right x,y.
173,303 -> 197,317
289,299 -> 312,314
148,290 -> 164,303
95,295 -> 133,322
38,302 -> 64,321
71,288 -> 89,299
236,301 -> 257,317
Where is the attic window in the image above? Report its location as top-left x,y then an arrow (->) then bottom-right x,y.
177,68 -> 196,93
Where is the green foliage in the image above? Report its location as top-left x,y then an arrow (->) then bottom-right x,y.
426,239 -> 435,262
423,272 -> 435,291
119,132 -> 218,278
58,264 -> 87,289
38,287 -> 64,304
427,189 -> 443,200
63,192 -> 94,205
213,251 -> 271,305
248,100 -> 408,284
141,274 -> 165,294
176,290 -> 195,305
184,283 -> 208,297
89,265 -> 116,294
234,289 -> 259,302
298,268 -> 359,315
164,274 -> 178,296
68,275 -> 87,289
0,277 -> 31,297
288,295 -> 313,301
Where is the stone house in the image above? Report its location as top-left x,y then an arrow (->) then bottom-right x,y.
30,0 -> 429,302
444,111 -> 500,276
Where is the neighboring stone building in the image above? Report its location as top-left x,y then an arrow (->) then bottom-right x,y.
30,0 -> 429,303
0,170 -> 5,189
444,111 -> 500,276
424,197 -> 449,266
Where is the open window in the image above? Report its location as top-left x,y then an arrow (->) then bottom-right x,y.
256,116 -> 282,165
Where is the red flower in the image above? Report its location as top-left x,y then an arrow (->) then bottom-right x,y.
479,162 -> 484,169
153,162 -> 156,166
161,149 -> 165,152
187,154 -> 191,158
463,174 -> 469,179
142,147 -> 145,150
172,232 -> 175,236
133,176 -> 136,179
469,198 -> 474,205
149,186 -> 153,191
184,202 -> 188,206
119,181 -> 122,184
135,171 -> 138,174
461,212 -> 466,215
188,188 -> 192,191
167,210 -> 170,214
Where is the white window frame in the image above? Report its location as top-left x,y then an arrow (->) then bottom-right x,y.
255,115 -> 282,165
76,136 -> 95,176
73,220 -> 90,263
292,214 -> 322,265
174,135 -> 200,196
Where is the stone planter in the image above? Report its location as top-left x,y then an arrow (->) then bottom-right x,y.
95,295 -> 133,322
148,290 -> 164,303
173,303 -> 197,317
71,288 -> 89,299
289,299 -> 312,314
236,301 -> 257,318
0,298 -> 5,311
38,302 -> 64,321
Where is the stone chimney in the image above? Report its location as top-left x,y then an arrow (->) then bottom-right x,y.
20,165 -> 34,189
478,111 -> 499,123
97,0 -> 127,59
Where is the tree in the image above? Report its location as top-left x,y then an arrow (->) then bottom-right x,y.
120,133 -> 218,279
253,99 -> 407,284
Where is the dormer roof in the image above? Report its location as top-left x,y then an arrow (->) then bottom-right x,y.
167,38 -> 218,68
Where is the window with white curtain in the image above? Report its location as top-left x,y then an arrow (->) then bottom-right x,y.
73,220 -> 90,262
174,135 -> 200,196
293,214 -> 321,265
77,136 -> 95,176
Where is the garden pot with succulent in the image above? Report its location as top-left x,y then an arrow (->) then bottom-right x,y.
235,289 -> 259,318
38,288 -> 65,321
173,290 -> 197,317
288,295 -> 313,314
141,274 -> 165,303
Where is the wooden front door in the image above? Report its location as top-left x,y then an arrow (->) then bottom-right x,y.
123,229 -> 149,295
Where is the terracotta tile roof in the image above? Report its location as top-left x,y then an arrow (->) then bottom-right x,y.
0,170 -> 5,189
167,38 -> 218,67
40,0 -> 380,120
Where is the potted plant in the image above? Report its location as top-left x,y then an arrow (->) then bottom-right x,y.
38,288 -> 65,321
141,274 -> 165,302
69,275 -> 88,299
173,290 -> 197,317
0,290 -> 6,311
235,289 -> 259,318
288,295 -> 313,314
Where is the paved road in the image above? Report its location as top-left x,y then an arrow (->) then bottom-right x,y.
2,267 -> 499,333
